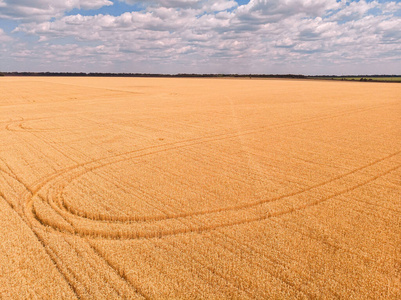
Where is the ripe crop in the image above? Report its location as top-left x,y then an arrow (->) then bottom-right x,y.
0,77 -> 400,298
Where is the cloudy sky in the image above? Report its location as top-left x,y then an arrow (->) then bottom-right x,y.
0,0 -> 400,74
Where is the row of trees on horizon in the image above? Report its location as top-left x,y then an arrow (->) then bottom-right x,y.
0,72 -> 399,79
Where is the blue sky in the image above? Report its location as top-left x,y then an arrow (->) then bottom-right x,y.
0,0 -> 400,74
68,1 -> 250,16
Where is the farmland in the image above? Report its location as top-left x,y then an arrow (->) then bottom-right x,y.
0,77 -> 400,298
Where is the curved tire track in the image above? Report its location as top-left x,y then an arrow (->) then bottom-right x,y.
18,101 -> 401,239
24,147 -> 401,239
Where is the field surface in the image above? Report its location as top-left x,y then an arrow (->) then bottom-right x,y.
0,77 -> 400,299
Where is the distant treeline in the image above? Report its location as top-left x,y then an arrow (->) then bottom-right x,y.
0,72 -> 400,82
0,72 -> 308,79
310,75 -> 401,83
312,75 -> 401,78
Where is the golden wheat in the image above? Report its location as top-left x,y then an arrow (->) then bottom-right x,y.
0,77 -> 400,298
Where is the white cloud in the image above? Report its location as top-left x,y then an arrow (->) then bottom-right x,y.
119,0 -> 237,12
0,28 -> 12,42
237,0 -> 342,19
381,2 -> 401,13
121,0 -> 199,7
329,0 -> 377,22
0,0 -> 112,21
3,0 -> 401,74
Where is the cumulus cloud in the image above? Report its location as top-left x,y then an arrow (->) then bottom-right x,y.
239,0 -> 342,16
120,0 -> 237,11
121,0 -> 200,8
0,28 -> 12,41
0,0 -> 112,21
3,0 -> 401,74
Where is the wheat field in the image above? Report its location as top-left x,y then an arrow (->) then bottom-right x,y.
0,77 -> 400,299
